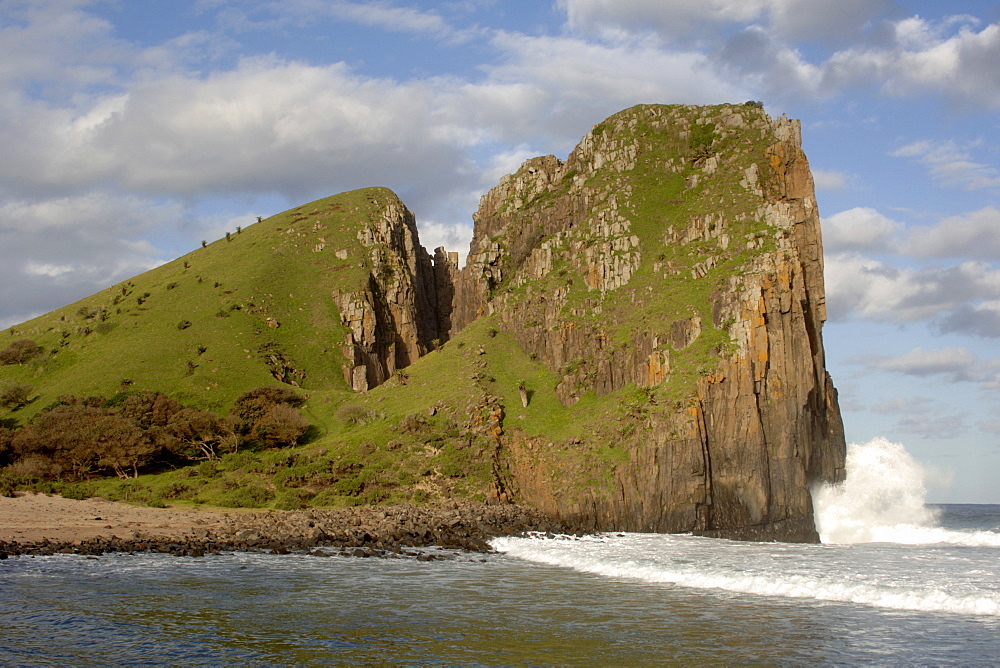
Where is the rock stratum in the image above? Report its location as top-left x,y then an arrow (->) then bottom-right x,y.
446,104 -> 846,541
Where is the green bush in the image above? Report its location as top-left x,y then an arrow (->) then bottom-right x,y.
0,340 -> 41,365
336,404 -> 380,426
218,484 -> 274,508
0,383 -> 32,410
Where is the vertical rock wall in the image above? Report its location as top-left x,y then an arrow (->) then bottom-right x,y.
451,104 -> 846,541
333,189 -> 452,391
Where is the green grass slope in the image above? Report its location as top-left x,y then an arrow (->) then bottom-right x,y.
2,188 -> 406,417
3,185 -> 636,509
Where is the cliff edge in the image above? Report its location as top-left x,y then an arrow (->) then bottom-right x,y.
451,103 -> 846,541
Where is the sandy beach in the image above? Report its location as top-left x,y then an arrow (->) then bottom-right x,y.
0,492 -> 574,557
0,492 -> 228,544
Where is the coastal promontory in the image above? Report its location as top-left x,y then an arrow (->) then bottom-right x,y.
0,103 -> 845,543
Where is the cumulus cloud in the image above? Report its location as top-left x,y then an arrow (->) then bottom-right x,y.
216,0 -> 476,42
978,419 -> 1000,435
822,207 -> 902,252
0,193 -> 177,327
861,347 -> 1000,389
561,2 -> 1000,109
559,0 -> 893,44
892,140 -> 1000,191
812,169 -> 849,191
936,301 -> 1000,339
825,253 -> 1000,327
902,207 -> 1000,260
0,0 -> 127,92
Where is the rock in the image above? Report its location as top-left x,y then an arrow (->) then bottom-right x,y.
331,190 -> 453,391
443,104 -> 846,542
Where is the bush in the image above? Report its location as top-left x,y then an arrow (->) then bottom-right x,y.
0,384 -> 32,410
232,387 -> 305,432
250,404 -> 310,448
218,483 -> 274,508
337,404 -> 379,426
0,339 -> 41,365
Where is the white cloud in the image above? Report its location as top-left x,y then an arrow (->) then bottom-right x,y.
217,0 -> 476,43
936,301 -> 1000,339
821,207 -> 901,252
415,220 -> 474,266
560,0 -> 768,42
812,169 -> 848,191
892,140 -> 1000,191
869,347 -> 978,379
560,1 -> 1000,109
0,0 -> 127,92
559,0 -> 893,44
825,254 -> 1000,325
903,207 -> 1000,260
860,346 -> 1000,390
0,193 -> 177,325
487,31 -> 746,125
978,419 -> 1000,435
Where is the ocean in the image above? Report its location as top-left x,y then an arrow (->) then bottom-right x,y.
2,438 -> 998,665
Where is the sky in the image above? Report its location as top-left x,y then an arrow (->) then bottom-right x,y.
1,0 -> 998,503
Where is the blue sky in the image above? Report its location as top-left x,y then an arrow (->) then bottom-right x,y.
1,0 -> 998,502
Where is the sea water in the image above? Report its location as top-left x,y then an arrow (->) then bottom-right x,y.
1,438 -> 998,665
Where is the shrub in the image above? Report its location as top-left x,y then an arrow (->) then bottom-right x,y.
0,339 -> 41,365
232,387 -> 305,427
177,320 -> 192,330
399,412 -> 429,434
337,404 -> 379,426
218,483 -> 274,508
0,384 -> 32,410
249,403 -> 310,448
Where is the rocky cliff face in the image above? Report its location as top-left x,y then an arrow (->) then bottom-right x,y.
332,188 -> 451,391
451,104 -> 846,541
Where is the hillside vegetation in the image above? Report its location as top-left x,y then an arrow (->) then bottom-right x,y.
0,185 -> 638,508
0,104 -> 845,541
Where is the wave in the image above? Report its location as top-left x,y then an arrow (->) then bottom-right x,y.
492,533 -> 1000,617
813,437 -> 1000,547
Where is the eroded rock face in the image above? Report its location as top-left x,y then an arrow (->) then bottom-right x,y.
451,104 -> 846,541
333,190 -> 451,391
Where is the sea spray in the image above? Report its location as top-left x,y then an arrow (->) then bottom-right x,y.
812,437 -> 939,544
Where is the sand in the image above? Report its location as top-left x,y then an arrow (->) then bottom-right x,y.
0,492 -> 228,544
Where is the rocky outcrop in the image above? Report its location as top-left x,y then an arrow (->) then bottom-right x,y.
332,189 -> 453,391
451,104 -> 846,541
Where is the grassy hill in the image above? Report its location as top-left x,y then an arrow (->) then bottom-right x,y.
1,104 -> 843,539
2,188 -> 392,414
0,186 -> 635,509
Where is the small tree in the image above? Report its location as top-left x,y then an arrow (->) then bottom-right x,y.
0,384 -> 32,410
250,404 -> 309,448
0,339 -> 41,365
231,386 -> 307,444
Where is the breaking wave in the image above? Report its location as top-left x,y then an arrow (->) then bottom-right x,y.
813,437 -> 1000,547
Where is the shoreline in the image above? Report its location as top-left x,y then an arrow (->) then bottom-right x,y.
0,492 -> 581,559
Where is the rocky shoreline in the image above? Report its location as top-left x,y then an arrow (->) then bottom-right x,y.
0,500 -> 584,560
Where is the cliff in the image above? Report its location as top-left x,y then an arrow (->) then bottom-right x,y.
451,103 -> 846,541
331,189 -> 452,391
0,104 -> 845,541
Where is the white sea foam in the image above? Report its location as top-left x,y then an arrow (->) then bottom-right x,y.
813,437 -> 1000,546
492,532 -> 1000,617
493,437 -> 1000,617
